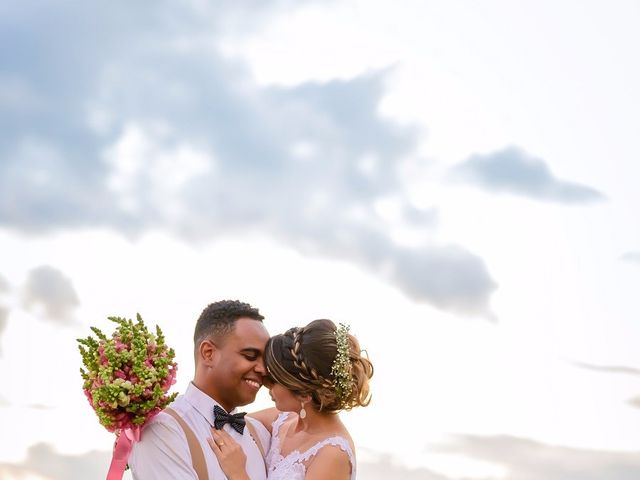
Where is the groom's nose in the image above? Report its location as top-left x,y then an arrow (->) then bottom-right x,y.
254,356 -> 266,375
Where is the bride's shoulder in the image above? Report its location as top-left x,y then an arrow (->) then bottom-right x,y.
248,407 -> 280,433
304,439 -> 353,480
327,418 -> 355,450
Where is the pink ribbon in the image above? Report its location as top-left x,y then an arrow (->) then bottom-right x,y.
106,427 -> 141,480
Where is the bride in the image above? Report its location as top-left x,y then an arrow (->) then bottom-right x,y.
207,319 -> 373,480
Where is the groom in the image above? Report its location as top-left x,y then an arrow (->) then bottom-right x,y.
129,300 -> 271,479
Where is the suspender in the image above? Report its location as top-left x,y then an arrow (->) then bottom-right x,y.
165,407 -> 208,480
245,419 -> 267,460
164,407 -> 267,479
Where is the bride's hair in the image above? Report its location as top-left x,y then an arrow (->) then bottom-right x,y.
265,319 -> 373,413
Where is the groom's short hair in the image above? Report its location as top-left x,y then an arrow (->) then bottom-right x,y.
194,299 -> 264,346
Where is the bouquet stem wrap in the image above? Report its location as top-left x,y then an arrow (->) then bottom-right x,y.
107,427 -> 141,480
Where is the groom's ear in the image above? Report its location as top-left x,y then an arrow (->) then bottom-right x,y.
198,339 -> 218,366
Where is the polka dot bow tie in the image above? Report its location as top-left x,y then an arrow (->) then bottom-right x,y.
213,405 -> 247,434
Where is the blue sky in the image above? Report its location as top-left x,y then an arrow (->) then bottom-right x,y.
1,1 -> 639,479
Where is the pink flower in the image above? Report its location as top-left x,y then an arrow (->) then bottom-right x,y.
78,314 -> 178,437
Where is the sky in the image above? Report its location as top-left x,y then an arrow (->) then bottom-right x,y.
1,0 -> 639,479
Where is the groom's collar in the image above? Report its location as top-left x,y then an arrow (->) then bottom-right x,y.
184,382 -> 240,427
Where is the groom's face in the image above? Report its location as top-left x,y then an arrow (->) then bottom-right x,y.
210,318 -> 269,410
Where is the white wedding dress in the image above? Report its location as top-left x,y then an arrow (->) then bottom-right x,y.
265,412 -> 356,480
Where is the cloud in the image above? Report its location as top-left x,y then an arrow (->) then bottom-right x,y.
0,273 -> 8,354
571,361 -> 640,411
0,273 -> 9,292
3,437 -> 639,480
438,434 -> 640,480
358,454 -> 452,480
388,244 -> 497,317
621,252 -> 640,264
22,265 -> 79,323
628,396 -> 640,409
0,307 -> 7,353
0,443 -> 110,480
27,403 -> 56,411
450,147 -> 605,204
570,361 -> 640,376
0,0 -> 497,317
362,436 -> 640,480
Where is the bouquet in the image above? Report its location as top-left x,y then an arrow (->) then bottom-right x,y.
78,314 -> 178,480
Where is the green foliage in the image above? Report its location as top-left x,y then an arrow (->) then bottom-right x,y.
77,314 -> 178,432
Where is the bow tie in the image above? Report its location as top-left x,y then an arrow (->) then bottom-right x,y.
213,405 -> 246,434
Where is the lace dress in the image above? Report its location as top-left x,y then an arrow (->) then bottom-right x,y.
265,412 -> 356,480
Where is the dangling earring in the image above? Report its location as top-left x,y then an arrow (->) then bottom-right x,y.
299,402 -> 307,419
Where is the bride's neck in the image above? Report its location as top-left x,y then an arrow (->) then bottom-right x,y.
293,409 -> 340,434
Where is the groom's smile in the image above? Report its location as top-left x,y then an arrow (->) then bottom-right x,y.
243,378 -> 262,391
206,317 -> 270,410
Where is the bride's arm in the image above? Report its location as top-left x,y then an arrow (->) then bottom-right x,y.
304,446 -> 351,480
248,407 -> 279,433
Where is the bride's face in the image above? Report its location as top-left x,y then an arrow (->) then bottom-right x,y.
269,383 -> 301,412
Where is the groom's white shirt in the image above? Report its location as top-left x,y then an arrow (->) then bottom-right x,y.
129,382 -> 270,480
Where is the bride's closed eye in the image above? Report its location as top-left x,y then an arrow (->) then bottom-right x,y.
263,374 -> 275,388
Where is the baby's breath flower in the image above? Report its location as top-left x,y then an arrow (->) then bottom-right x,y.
330,323 -> 353,408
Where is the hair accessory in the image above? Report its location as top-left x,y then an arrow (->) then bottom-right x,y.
330,323 -> 352,407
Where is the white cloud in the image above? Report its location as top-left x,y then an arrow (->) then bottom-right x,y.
3,436 -> 639,480
0,273 -> 10,354
0,307 -> 7,349
571,361 -> 640,377
450,147 -> 605,204
0,2 -> 497,317
22,266 -> 79,323
621,252 -> 640,264
103,122 -> 212,216
0,274 -> 9,293
628,396 -> 640,409
0,443 -> 110,480
358,454 -> 452,480
438,435 -> 640,480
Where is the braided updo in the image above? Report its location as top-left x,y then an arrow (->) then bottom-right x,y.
265,319 -> 373,413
